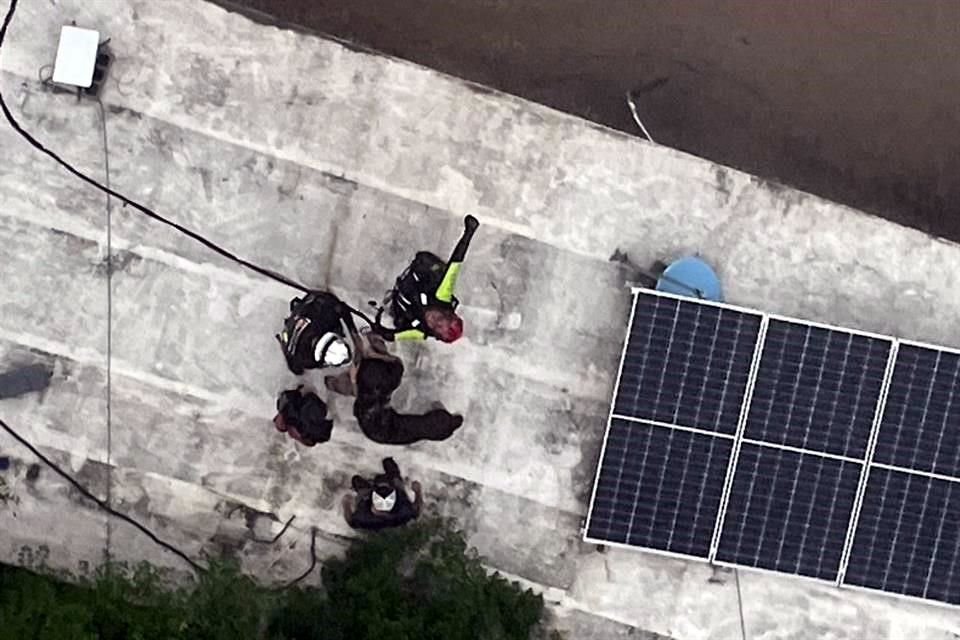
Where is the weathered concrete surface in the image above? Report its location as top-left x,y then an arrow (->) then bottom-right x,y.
1,1 -> 960,638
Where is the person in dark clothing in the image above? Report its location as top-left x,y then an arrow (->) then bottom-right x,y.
343,457 -> 422,531
325,332 -> 464,445
353,358 -> 463,445
277,291 -> 358,375
374,215 -> 480,343
273,386 -> 334,447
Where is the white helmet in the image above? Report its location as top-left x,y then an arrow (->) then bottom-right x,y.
314,332 -> 351,368
372,489 -> 397,512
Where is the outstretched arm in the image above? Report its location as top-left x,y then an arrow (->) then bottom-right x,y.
435,215 -> 479,304
372,325 -> 426,342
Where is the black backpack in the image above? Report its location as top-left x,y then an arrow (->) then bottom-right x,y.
389,252 -> 459,328
276,387 -> 333,445
278,292 -> 347,374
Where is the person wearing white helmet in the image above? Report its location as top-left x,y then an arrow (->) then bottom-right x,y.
342,457 -> 423,531
277,291 -> 357,375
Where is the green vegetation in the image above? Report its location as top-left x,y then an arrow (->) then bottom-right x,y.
0,519 -> 545,640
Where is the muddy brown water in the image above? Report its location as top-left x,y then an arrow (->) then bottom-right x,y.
214,0 -> 960,243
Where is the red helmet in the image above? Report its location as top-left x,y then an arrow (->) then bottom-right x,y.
440,314 -> 464,343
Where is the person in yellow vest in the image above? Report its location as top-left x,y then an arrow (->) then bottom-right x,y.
374,215 -> 480,343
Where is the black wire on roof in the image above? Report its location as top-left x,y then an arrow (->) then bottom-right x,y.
0,415 -> 205,573
0,0 -> 377,330
0,0 -> 322,585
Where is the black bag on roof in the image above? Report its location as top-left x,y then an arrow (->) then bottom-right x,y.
276,387 -> 333,445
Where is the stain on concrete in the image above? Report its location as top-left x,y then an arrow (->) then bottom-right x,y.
320,170 -> 360,194
536,410 -> 576,456
22,217 -> 96,258
749,175 -> 807,214
195,167 -> 214,202
105,103 -> 143,120
25,464 -> 41,482
0,476 -> 20,508
462,81 -> 500,98
263,440 -> 296,508
208,531 -> 246,559
714,165 -> 732,206
67,459 -> 111,507
218,500 -> 282,541
0,361 -> 54,400
184,56 -> 230,109
277,165 -> 303,200
94,249 -> 142,277
147,126 -> 176,158
316,470 -> 350,510
17,544 -> 50,569
570,411 -> 607,509
429,474 -> 480,533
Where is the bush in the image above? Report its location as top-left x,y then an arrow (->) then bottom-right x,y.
0,559 -> 266,640
0,519 -> 545,640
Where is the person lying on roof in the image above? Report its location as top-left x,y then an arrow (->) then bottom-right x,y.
374,214 -> 480,343
277,291 -> 358,375
325,331 -> 463,445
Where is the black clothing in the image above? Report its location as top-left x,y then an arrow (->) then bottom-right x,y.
354,398 -> 463,445
351,356 -> 463,445
389,251 -> 457,337
277,291 -> 356,375
348,491 -> 418,530
347,458 -> 419,531
355,356 -> 404,399
351,457 -> 402,491
274,386 -> 333,446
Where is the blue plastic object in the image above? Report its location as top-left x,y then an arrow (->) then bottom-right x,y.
656,256 -> 723,301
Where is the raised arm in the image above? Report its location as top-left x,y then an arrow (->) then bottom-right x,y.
435,215 -> 480,304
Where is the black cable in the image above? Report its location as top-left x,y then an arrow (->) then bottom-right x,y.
95,95 -> 115,561
735,568 -> 748,640
0,1 -> 386,326
0,415 -> 204,574
224,504 -> 297,545
272,527 -> 318,590
1,412 -> 319,585
2,2 -> 379,319
249,514 -> 296,545
0,0 -> 322,588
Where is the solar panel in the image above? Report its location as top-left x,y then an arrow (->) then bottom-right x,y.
613,294 -> 762,434
744,320 -> 892,458
844,467 -> 960,603
586,288 -> 960,608
872,344 -> 960,475
586,419 -> 732,557
715,443 -> 861,581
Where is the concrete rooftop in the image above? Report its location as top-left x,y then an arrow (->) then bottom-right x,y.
2,1 -> 960,638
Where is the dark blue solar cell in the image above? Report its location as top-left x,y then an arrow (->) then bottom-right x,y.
586,419 -> 732,558
872,345 -> 960,476
614,293 -> 762,435
715,443 -> 860,581
744,320 -> 891,458
844,467 -> 960,604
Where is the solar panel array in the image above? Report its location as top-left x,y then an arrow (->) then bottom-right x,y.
586,290 -> 960,607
